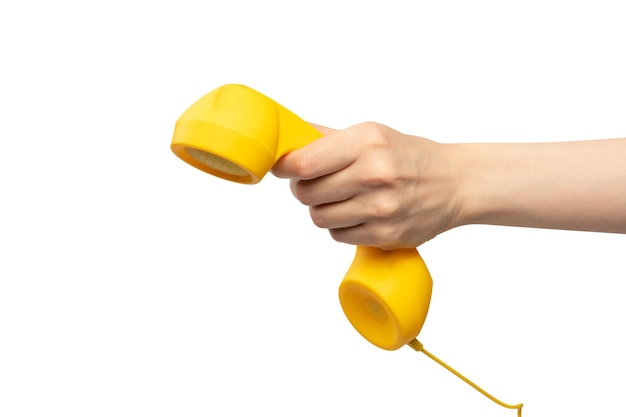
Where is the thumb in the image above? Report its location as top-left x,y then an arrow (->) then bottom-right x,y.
271,122 -> 338,179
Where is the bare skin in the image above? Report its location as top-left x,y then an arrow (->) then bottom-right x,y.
271,122 -> 626,249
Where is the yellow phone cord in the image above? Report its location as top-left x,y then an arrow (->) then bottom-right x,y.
408,339 -> 523,416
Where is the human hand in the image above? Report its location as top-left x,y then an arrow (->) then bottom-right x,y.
271,122 -> 462,249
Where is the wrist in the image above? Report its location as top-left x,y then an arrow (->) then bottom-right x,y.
443,142 -> 501,229
414,139 -> 472,234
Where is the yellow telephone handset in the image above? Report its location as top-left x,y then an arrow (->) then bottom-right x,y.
170,84 -> 522,415
171,83 -> 432,351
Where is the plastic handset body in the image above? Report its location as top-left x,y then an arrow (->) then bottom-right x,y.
340,247 -> 432,350
171,84 -> 321,184
170,84 -> 433,350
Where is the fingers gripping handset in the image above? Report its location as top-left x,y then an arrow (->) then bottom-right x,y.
171,84 -> 522,415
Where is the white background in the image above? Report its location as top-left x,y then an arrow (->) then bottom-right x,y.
1,1 -> 625,416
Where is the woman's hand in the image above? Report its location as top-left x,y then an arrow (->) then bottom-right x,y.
271,122 -> 462,249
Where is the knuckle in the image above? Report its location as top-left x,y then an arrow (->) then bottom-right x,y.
309,206 -> 328,228
365,223 -> 403,248
363,162 -> 397,187
292,182 -> 314,205
371,198 -> 401,218
290,154 -> 318,179
358,122 -> 391,148
329,228 -> 349,244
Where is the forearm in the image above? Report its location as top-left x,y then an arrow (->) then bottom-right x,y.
448,138 -> 626,233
